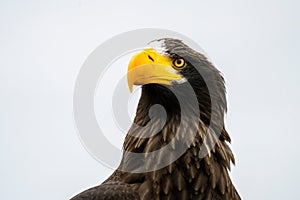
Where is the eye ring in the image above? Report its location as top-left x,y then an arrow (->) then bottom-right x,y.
172,58 -> 186,70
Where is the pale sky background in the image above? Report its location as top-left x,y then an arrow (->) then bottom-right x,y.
1,0 -> 300,199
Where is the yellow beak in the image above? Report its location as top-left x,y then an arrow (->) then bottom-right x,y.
127,48 -> 182,92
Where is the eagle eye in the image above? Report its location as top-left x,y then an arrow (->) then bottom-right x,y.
172,58 -> 186,70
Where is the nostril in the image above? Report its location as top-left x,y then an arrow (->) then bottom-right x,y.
148,55 -> 154,62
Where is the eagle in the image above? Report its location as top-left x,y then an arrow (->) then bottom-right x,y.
71,38 -> 241,200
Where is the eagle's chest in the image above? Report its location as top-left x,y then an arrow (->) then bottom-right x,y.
141,146 -> 209,200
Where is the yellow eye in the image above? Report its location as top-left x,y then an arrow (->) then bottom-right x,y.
173,58 -> 186,70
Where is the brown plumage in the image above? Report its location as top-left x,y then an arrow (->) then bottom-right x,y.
71,38 -> 241,200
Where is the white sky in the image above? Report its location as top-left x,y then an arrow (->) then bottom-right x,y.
0,0 -> 299,199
